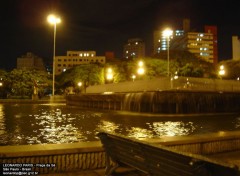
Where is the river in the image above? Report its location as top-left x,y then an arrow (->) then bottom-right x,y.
0,103 -> 240,146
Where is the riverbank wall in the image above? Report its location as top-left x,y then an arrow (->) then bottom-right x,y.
0,95 -> 66,104
66,90 -> 240,113
1,132 -> 240,175
0,142 -> 105,175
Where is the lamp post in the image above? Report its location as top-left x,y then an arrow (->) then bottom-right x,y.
137,61 -> 145,75
163,29 -> 173,77
106,68 -> 113,83
218,65 -> 225,79
47,14 -> 61,96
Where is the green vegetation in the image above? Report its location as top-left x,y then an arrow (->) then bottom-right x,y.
1,52 -> 239,98
0,69 -> 50,98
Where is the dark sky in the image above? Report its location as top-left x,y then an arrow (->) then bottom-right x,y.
1,0 -> 240,70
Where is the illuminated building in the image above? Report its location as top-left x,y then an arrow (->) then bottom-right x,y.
153,30 -> 184,54
17,52 -> 46,71
232,36 -> 240,60
123,38 -> 145,59
55,51 -> 105,75
186,30 -> 215,63
153,19 -> 218,64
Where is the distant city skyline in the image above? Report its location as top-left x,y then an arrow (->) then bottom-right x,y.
1,0 -> 240,70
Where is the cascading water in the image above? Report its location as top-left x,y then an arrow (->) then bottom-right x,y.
120,91 -> 240,114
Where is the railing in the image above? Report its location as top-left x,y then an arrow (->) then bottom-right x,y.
86,77 -> 240,93
0,142 -> 105,175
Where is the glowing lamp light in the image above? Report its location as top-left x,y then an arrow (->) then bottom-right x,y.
137,67 -> 145,75
47,14 -> 61,24
106,68 -> 113,80
78,82 -> 82,87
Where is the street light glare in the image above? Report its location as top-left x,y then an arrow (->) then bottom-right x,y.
138,61 -> 144,67
163,28 -> 173,37
47,14 -> 61,24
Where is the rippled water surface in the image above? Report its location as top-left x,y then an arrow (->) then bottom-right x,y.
0,103 -> 240,146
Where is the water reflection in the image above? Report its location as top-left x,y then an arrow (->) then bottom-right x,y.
30,107 -> 88,144
0,103 -> 240,146
150,121 -> 195,137
97,120 -> 119,133
127,127 -> 154,139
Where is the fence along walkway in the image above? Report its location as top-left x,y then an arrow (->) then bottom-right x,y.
98,131 -> 240,176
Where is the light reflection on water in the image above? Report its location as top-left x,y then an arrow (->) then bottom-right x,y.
0,103 -> 240,146
151,121 -> 195,137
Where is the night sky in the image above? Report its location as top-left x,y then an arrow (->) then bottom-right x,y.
1,0 -> 240,70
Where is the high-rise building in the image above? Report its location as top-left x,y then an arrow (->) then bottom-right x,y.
17,52 -> 45,71
186,32 -> 215,63
153,19 -> 218,64
153,30 -> 185,54
55,51 -> 105,75
123,38 -> 145,59
232,36 -> 240,60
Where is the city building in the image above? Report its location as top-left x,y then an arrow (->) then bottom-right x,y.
153,29 -> 185,54
186,30 -> 216,63
232,36 -> 240,60
153,19 -> 218,64
17,52 -> 46,71
55,51 -> 106,75
123,38 -> 145,59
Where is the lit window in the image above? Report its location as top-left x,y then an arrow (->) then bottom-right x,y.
80,54 -> 83,57
126,51 -> 128,53
84,53 -> 86,56
135,42 -> 138,45
91,54 -> 94,57
87,53 -> 89,56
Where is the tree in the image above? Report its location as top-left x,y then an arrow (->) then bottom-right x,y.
0,69 -> 8,98
57,64 -> 104,93
6,69 -> 50,98
153,50 -> 213,77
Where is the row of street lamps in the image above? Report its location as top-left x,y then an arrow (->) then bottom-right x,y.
46,14 -> 174,95
46,16 -> 236,94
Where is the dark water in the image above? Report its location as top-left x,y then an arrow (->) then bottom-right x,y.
0,103 -> 240,146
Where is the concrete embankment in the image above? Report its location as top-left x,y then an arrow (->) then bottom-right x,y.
66,90 -> 240,113
1,131 -> 240,175
0,142 -> 105,175
0,96 -> 66,104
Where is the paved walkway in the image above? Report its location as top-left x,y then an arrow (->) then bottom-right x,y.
43,168 -> 147,176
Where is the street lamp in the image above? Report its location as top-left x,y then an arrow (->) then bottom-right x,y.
131,74 -> 136,82
137,61 -> 145,76
47,14 -> 61,96
218,65 -> 225,79
106,68 -> 113,82
163,28 -> 173,77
